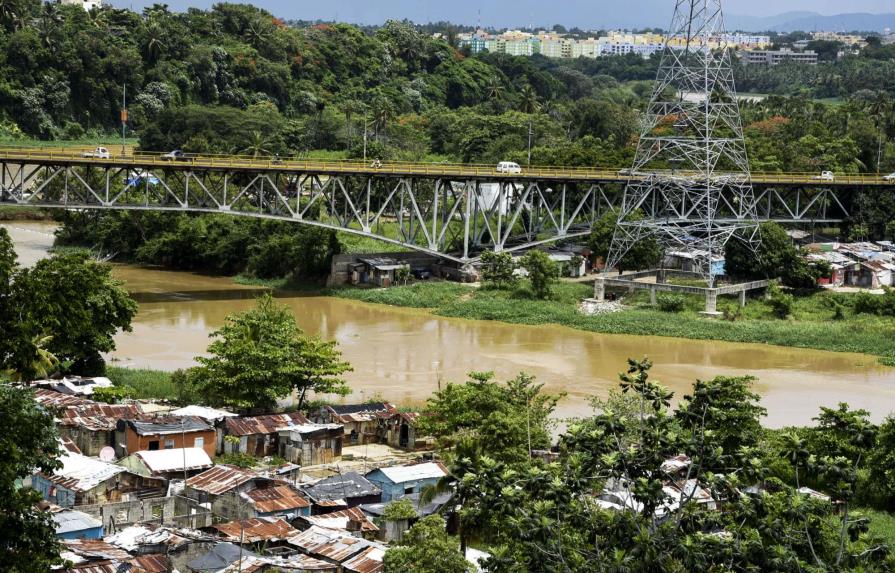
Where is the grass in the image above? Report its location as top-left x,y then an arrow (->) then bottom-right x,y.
106,366 -> 176,401
324,280 -> 895,362
0,136 -> 139,149
857,507 -> 895,545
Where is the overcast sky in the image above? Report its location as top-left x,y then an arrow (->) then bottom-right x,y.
111,0 -> 894,28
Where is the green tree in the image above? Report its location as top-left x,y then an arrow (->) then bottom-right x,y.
588,210 -> 661,272
193,294 -> 352,410
383,515 -> 473,573
0,385 -> 63,572
478,250 -> 517,289
418,371 -> 560,464
726,222 -> 823,289
520,250 -> 557,299
6,250 -> 137,376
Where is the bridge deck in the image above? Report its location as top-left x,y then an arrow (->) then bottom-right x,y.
0,147 -> 892,187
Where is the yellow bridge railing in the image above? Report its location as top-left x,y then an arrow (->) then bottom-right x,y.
0,146 -> 892,187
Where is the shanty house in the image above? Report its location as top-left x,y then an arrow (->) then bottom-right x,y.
294,507 -> 379,540
35,390 -> 142,456
32,451 -> 162,508
119,448 -> 214,480
845,260 -> 895,288
52,508 -> 104,540
286,525 -> 386,569
365,462 -> 448,502
378,411 -> 424,450
314,403 -> 396,446
278,423 -> 344,466
209,517 -> 297,547
185,465 -> 311,521
243,484 -> 311,520
301,472 -> 382,514
222,412 -> 310,457
116,416 -> 217,459
355,257 -> 405,287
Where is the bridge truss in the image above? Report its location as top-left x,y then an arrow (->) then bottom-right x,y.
0,159 -> 859,263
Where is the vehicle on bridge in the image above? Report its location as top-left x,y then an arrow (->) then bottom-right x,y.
81,147 -> 110,159
497,161 -> 522,174
813,171 -> 835,181
125,170 -> 160,187
884,172 -> 895,181
160,149 -> 191,161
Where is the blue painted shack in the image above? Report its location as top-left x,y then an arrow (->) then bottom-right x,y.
52,509 -> 103,540
365,462 -> 448,502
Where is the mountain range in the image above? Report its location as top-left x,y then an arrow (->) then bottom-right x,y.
726,11 -> 895,32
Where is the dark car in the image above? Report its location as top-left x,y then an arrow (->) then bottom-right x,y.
411,267 -> 431,280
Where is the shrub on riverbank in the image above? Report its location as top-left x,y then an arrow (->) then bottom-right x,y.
106,366 -> 175,400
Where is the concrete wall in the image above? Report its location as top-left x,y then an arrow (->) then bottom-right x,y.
122,428 -> 217,459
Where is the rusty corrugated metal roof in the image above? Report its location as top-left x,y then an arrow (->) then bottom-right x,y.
185,465 -> 258,496
34,389 -> 93,408
243,484 -> 310,513
212,517 -> 297,543
287,526 -> 376,563
61,539 -> 131,561
342,546 -> 385,573
65,561 -> 123,573
300,507 -> 379,533
129,554 -> 169,573
225,412 -> 309,436
57,403 -> 143,431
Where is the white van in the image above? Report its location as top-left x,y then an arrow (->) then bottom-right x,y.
496,161 -> 522,174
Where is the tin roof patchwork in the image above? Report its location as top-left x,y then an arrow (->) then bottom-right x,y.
186,465 -> 259,495
225,411 -> 310,436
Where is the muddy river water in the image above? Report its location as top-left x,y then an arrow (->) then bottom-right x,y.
6,220 -> 895,427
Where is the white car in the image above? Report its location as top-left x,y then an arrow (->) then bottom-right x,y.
81,146 -> 110,159
883,172 -> 895,181
496,161 -> 522,174
813,171 -> 834,181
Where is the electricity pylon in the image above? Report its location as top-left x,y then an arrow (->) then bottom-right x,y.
604,0 -> 760,286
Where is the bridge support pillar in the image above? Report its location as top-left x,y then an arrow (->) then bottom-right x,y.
593,278 -> 605,301
702,290 -> 721,316
739,290 -> 747,308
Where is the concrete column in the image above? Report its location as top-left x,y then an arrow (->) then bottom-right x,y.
657,268 -> 667,283
739,290 -> 747,308
593,278 -> 605,301
650,288 -> 657,305
705,290 -> 718,314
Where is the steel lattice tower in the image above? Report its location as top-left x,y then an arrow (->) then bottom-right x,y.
604,0 -> 760,286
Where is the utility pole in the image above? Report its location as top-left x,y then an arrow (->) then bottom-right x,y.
121,83 -> 127,157
363,113 -> 368,163
527,120 -> 533,166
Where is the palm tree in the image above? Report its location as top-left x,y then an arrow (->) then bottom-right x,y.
244,18 -> 273,50
238,131 -> 273,159
518,84 -> 540,114
0,0 -> 22,31
143,22 -> 167,64
866,92 -> 892,171
4,334 -> 59,385
485,76 -> 504,102
370,98 -> 395,142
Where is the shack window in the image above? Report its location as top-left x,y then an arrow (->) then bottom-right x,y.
194,437 -> 204,448
164,439 -> 175,449
148,441 -> 159,451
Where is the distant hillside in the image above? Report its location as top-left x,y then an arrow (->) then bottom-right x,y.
728,11 -> 895,33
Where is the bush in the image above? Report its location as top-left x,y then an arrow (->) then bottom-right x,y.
656,294 -> 685,312
382,499 -> 418,521
767,283 -> 794,319
520,250 -> 558,299
480,251 -> 518,289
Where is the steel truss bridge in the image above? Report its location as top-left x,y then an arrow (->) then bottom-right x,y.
0,148 -> 892,263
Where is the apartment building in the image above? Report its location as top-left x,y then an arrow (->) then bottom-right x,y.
740,48 -> 819,65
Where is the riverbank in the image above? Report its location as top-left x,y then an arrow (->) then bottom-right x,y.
323,280 -> 895,365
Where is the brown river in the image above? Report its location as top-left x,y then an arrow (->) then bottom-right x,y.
6,221 -> 895,427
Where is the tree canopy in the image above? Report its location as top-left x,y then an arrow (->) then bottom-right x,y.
192,293 -> 352,410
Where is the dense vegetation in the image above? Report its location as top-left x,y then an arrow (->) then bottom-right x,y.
0,2 -> 891,281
